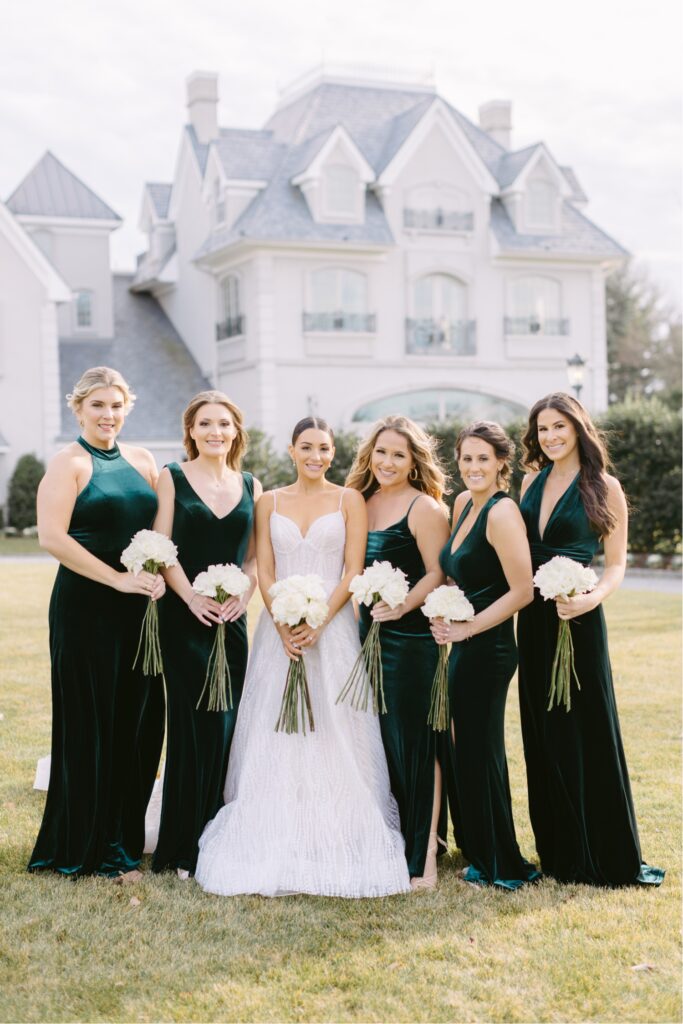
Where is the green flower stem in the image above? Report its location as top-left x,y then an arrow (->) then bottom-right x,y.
275,656 -> 315,735
196,585 -> 233,712
336,618 -> 387,715
427,644 -> 450,732
132,560 -> 166,678
547,618 -> 581,712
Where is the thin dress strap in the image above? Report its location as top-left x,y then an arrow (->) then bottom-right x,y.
338,487 -> 346,510
406,493 -> 422,518
272,489 -> 278,512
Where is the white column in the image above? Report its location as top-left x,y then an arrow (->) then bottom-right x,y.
41,300 -> 63,458
253,253 -> 278,437
590,267 -> 608,411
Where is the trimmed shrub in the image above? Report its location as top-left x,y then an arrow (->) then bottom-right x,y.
7,454 -> 45,531
242,428 -> 291,491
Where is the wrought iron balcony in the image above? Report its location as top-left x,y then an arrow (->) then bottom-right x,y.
405,318 -> 477,355
303,311 -> 376,333
403,208 -> 474,232
504,316 -> 570,336
216,315 -> 245,340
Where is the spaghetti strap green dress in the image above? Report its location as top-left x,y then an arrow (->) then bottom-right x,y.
439,492 -> 539,889
28,437 -> 163,877
152,465 -> 255,874
517,465 -> 664,886
359,497 -> 446,878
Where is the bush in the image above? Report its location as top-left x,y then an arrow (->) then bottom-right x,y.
243,429 -> 292,491
7,454 -> 44,531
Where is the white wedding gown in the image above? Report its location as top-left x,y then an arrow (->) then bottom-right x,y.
195,499 -> 411,898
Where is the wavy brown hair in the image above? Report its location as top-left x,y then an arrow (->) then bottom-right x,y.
291,417 -> 335,445
455,421 -> 515,492
522,392 -> 616,536
182,391 -> 247,469
345,415 -> 448,504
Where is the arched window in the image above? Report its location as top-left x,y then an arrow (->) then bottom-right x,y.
323,165 -> 359,218
526,179 -> 557,227
404,183 -> 473,232
407,274 -> 474,354
216,274 -> 243,339
74,290 -> 93,329
304,268 -> 373,332
352,387 -> 525,425
505,275 -> 567,335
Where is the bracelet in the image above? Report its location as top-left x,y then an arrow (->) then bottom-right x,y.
187,593 -> 199,610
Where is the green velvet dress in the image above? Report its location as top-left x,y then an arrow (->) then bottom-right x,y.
359,498 -> 446,877
28,437 -> 163,877
439,492 -> 539,889
518,465 -> 664,886
152,465 -> 254,874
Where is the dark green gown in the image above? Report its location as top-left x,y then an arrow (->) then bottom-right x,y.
29,437 -> 163,877
439,492 -> 539,889
518,465 -> 664,886
359,498 -> 446,878
152,465 -> 254,874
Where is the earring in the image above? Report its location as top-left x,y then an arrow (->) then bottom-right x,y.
409,467 -> 418,481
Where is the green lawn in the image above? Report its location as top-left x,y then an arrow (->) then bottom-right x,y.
0,535 -> 43,556
0,563 -> 680,1023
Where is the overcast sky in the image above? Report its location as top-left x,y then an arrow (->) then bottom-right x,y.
2,0 -> 680,309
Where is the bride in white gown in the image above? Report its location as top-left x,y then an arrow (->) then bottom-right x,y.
195,418 -> 410,897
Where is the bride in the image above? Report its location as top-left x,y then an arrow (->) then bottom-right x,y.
195,417 -> 411,897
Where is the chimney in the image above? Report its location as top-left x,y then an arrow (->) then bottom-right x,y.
478,100 -> 512,150
186,71 -> 219,144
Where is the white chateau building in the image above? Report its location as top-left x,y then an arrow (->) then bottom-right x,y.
0,66 -> 626,507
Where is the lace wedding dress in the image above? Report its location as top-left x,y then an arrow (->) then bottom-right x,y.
195,494 -> 411,897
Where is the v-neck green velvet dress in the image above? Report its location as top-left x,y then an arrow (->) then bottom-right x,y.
439,492 -> 539,889
28,437 -> 163,877
152,464 -> 255,874
518,465 -> 664,886
359,497 -> 447,878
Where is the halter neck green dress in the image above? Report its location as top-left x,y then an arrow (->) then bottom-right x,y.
359,497 -> 447,878
28,437 -> 163,877
152,465 -> 255,874
518,465 -> 664,886
439,492 -> 539,889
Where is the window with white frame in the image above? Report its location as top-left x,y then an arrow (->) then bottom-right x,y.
407,273 -> 474,354
75,290 -> 93,329
304,268 -> 374,332
525,179 -> 557,228
505,275 -> 568,335
322,165 -> 360,219
216,274 -> 243,339
404,183 -> 473,232
213,178 -> 225,225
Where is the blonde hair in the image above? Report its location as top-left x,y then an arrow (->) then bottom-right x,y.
66,366 -> 135,413
346,415 -> 449,503
182,391 -> 247,469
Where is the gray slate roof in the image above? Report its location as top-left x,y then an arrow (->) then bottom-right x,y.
214,130 -> 286,180
560,166 -> 588,203
146,183 -> 172,219
490,199 -> 628,257
495,144 -> 539,188
58,274 -> 210,441
7,151 -> 121,221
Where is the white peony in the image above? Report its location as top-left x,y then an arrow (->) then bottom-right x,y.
422,584 -> 475,623
349,561 -> 410,609
121,529 -> 178,575
533,556 -> 598,601
192,563 -> 251,599
270,574 -> 329,628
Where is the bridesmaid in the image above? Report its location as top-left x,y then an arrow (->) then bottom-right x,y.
346,415 -> 451,889
29,366 -> 164,878
517,392 -> 664,887
432,421 -> 539,889
152,391 -> 260,878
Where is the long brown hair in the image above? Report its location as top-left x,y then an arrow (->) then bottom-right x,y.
455,421 -> 515,492
522,392 -> 617,535
182,391 -> 247,469
345,415 -> 448,504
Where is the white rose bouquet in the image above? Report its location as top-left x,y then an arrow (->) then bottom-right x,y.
270,574 -> 329,734
421,584 -> 475,731
533,555 -> 599,712
192,563 -> 251,712
336,561 -> 409,715
121,529 -> 178,677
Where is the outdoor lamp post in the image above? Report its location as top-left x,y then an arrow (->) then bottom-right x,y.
566,353 -> 586,400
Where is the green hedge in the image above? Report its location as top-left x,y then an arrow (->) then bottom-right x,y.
8,454 -> 45,531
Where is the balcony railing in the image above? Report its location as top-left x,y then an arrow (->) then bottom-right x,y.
504,316 -> 570,336
216,315 -> 245,340
403,208 -> 474,232
406,318 -> 477,355
303,311 -> 376,333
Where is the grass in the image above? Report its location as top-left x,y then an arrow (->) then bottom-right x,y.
0,535 -> 44,556
0,562 -> 680,1024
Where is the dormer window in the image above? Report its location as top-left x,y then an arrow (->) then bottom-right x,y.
75,290 -> 93,329
322,164 -> 360,219
526,179 -> 557,229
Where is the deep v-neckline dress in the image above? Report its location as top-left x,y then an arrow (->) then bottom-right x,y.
517,465 -> 664,886
152,464 -> 255,874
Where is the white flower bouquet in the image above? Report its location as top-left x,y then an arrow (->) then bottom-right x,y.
192,563 -> 251,712
533,555 -> 598,712
421,584 -> 475,731
336,561 -> 409,715
270,574 -> 329,734
121,529 -> 178,677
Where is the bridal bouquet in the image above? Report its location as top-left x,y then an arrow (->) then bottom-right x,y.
533,555 -> 598,712
336,561 -> 409,715
121,529 -> 178,678
192,563 -> 251,712
421,584 -> 475,731
270,574 -> 329,734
